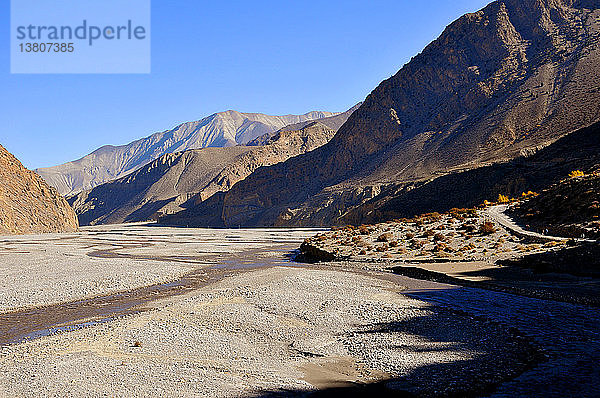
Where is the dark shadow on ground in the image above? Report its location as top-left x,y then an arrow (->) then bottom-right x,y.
391,262 -> 600,307
498,242 -> 600,278
249,304 -> 540,398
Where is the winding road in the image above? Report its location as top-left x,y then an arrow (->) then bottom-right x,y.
484,205 -> 568,243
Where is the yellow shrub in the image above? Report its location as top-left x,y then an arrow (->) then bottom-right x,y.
498,194 -> 510,204
569,170 -> 585,178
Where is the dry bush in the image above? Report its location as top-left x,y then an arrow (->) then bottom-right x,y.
433,233 -> 446,242
569,170 -> 585,178
433,243 -> 449,252
410,239 -> 425,249
406,232 -> 415,239
358,225 -> 370,235
376,244 -> 389,252
464,225 -> 477,233
377,233 -> 394,242
424,229 -> 436,237
359,249 -> 367,255
479,222 -> 496,235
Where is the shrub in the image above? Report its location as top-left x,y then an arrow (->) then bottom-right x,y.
410,239 -> 424,249
376,244 -> 389,252
358,225 -> 370,235
433,233 -> 446,242
377,233 -> 394,242
498,194 -> 510,204
479,222 -> 496,235
569,170 -> 585,178
433,243 -> 449,252
406,232 -> 415,239
389,240 -> 399,247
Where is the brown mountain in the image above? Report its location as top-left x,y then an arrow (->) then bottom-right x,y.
0,145 -> 78,235
247,103 -> 362,146
69,121 -> 338,226
36,110 -> 338,196
165,0 -> 600,227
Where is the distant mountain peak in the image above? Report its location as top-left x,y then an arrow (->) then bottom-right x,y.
36,109 -> 339,195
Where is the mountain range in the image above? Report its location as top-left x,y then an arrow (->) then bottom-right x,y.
30,0 -> 600,230
68,119 -> 346,226
36,110 -> 339,195
159,0 -> 600,227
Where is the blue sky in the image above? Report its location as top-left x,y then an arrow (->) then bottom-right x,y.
0,0 -> 490,169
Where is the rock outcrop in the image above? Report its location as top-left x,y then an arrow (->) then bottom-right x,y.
37,110 -> 338,195
0,145 -> 78,235
175,0 -> 600,227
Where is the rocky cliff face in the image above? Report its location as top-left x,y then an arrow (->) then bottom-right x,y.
0,145 -> 78,235
183,0 -> 600,227
36,110 -> 338,196
70,122 -> 337,226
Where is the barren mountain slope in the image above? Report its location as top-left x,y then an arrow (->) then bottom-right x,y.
180,0 -> 600,227
70,122 -> 337,226
37,110 -> 337,195
344,120 -> 600,225
248,103 -> 362,146
0,145 -> 78,235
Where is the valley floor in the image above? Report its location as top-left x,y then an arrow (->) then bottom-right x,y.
0,226 -> 597,396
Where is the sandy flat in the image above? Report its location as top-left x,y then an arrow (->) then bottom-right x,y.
0,225 -> 320,313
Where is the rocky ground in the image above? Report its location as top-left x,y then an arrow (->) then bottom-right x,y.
301,207 -> 565,264
0,225 -> 317,313
300,205 -> 600,306
0,224 -> 598,396
0,267 -> 537,398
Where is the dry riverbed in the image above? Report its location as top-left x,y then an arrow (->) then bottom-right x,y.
0,224 -> 585,397
0,225 -> 315,313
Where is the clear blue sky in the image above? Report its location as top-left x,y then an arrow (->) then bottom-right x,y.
0,0 -> 490,169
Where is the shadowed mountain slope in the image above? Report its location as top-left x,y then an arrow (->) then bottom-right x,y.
344,120 -> 600,224
70,122 -> 338,226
